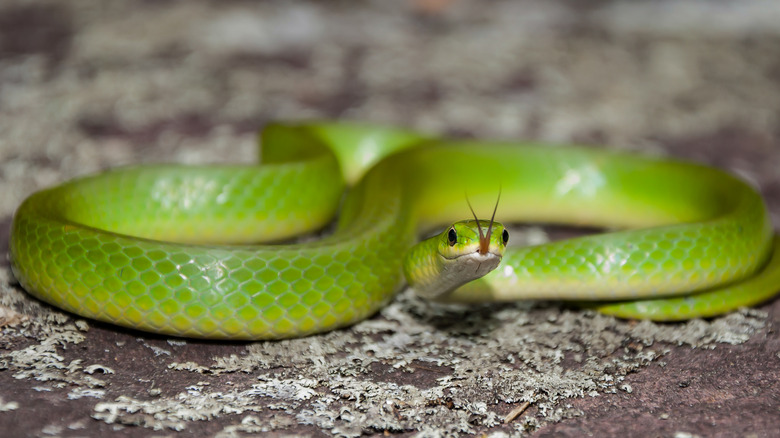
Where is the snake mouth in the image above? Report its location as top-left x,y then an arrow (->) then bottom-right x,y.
458,251 -> 502,278
441,247 -> 503,261
441,249 -> 502,263
470,251 -> 502,262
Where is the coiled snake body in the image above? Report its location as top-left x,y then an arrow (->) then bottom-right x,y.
10,122 -> 780,339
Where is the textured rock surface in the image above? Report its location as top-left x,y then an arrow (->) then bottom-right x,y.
1,1 -> 779,436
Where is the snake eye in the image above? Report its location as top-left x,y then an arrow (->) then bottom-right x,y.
502,229 -> 509,245
447,227 -> 457,246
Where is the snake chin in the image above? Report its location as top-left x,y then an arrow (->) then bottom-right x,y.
452,252 -> 502,280
409,251 -> 503,300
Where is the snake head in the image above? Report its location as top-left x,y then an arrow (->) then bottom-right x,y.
403,219 -> 509,300
398,219 -> 510,299
438,220 -> 509,261
437,219 -> 509,290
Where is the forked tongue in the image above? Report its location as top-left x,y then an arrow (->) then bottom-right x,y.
466,191 -> 500,255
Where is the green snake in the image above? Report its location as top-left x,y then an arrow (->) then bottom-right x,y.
9,122 -> 780,340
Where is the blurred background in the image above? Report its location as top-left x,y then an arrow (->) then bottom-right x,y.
1,1 -> 779,436
2,0 -> 779,198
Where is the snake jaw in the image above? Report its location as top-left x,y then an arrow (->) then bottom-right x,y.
412,250 -> 502,299
447,251 -> 502,288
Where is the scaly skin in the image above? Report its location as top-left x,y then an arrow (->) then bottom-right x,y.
9,122 -> 780,339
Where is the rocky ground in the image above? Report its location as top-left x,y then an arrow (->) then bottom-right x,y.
1,1 -> 779,436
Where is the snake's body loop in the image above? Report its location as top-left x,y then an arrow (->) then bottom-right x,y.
9,122 -> 780,339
